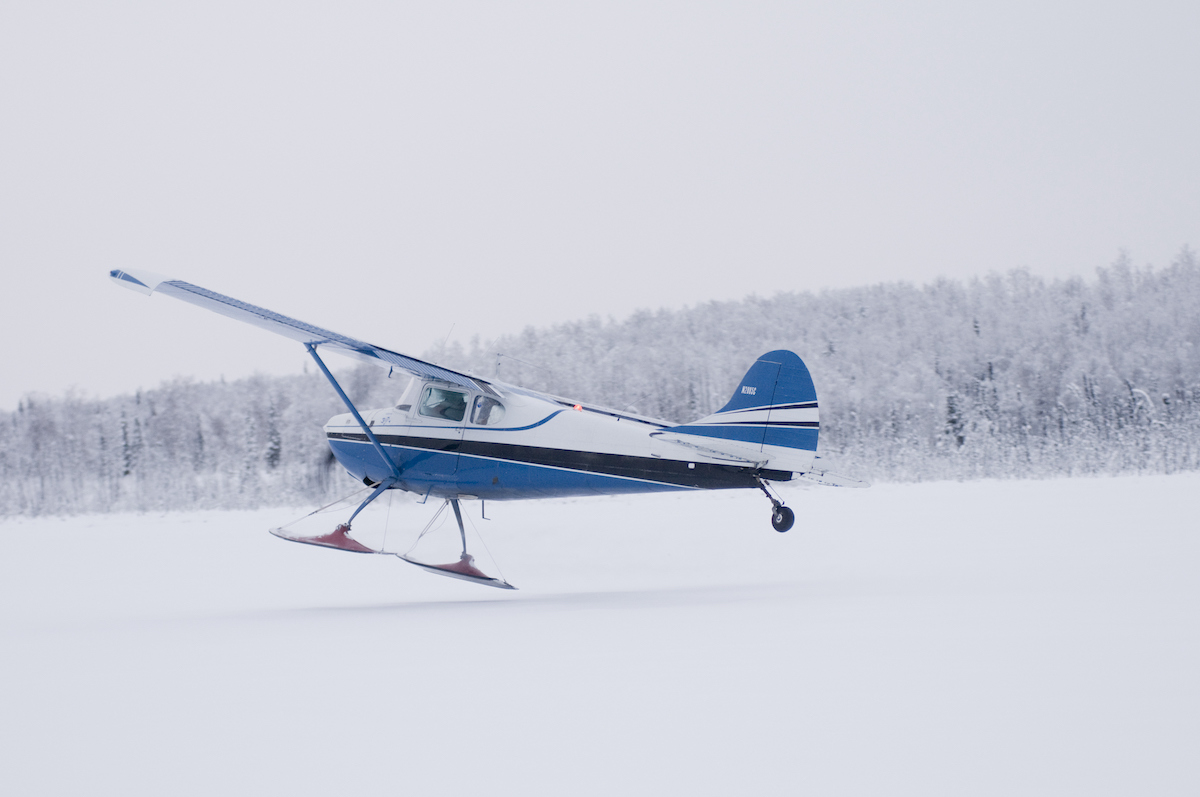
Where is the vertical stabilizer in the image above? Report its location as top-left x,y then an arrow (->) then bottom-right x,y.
666,350 -> 819,473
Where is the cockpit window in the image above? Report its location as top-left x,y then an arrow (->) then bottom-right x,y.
418,387 -> 467,422
471,396 -> 506,426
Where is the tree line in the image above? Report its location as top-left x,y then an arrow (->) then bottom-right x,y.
3,250 -> 1198,515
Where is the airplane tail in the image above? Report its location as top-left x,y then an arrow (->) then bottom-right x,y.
657,350 -> 820,475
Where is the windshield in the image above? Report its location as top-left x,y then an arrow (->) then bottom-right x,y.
394,377 -> 418,411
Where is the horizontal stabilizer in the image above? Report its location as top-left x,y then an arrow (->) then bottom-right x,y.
650,430 -> 767,465
796,468 -> 870,488
109,269 -> 495,395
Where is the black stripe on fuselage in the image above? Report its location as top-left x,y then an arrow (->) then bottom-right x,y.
326,431 -> 792,489
710,420 -> 820,428
721,401 -> 818,414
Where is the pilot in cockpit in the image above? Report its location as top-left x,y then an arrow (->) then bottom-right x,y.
420,387 -> 467,422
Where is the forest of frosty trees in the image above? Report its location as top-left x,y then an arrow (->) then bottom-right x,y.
3,251 -> 1199,516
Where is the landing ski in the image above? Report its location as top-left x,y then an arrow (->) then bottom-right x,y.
397,554 -> 517,590
269,524 -> 382,554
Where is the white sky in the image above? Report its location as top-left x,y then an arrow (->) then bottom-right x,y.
2,1 -> 1198,411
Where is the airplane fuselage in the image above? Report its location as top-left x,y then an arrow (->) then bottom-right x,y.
325,379 -> 791,501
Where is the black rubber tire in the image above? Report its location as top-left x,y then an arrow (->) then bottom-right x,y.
771,505 -> 795,533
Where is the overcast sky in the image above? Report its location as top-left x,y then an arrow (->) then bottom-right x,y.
2,1 -> 1197,411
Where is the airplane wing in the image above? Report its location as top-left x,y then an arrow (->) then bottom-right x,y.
109,269 -> 496,395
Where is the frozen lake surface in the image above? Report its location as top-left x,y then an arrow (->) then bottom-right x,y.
3,475 -> 1198,796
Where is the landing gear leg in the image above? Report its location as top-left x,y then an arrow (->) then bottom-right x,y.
450,498 -> 470,560
756,476 -> 795,533
397,498 -> 517,590
270,479 -> 395,553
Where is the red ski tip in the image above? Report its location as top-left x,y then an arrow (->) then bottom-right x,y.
270,523 -> 380,554
436,553 -> 491,580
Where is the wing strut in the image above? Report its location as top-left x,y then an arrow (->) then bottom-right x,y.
305,342 -> 400,484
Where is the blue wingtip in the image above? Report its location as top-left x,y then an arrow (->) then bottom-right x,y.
110,269 -> 149,289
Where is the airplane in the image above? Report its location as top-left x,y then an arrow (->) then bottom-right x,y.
110,269 -> 865,589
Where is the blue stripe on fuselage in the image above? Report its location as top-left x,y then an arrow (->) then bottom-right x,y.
327,437 -> 695,499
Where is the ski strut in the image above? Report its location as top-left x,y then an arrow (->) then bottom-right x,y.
397,499 -> 517,590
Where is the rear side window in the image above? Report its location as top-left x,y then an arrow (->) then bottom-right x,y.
418,387 -> 467,422
471,396 -> 506,426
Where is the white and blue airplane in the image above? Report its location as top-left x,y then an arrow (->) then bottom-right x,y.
111,269 -> 864,589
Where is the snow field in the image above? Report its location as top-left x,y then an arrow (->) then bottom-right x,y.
2,474 -> 1198,796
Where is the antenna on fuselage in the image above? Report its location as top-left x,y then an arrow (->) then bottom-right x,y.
494,352 -> 554,379
438,323 -> 456,360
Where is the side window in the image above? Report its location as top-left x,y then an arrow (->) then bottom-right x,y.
471,396 -> 506,426
418,387 -> 467,422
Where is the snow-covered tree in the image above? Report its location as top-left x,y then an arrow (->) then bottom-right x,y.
3,251 -> 1198,516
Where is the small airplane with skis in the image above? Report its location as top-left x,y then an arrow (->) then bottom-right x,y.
110,269 -> 865,589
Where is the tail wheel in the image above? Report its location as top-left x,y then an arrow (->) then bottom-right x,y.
771,505 -> 795,533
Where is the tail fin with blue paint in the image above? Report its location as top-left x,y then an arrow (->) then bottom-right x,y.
657,350 -> 820,474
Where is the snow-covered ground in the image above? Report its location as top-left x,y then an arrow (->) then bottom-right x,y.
2,475 -> 1198,796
